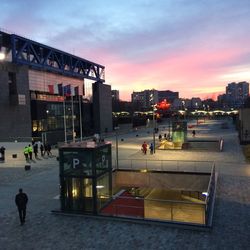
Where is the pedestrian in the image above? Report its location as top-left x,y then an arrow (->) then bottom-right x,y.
23,146 -> 29,161
141,141 -> 147,155
40,143 -> 44,157
15,188 -> 28,225
28,144 -> 33,160
47,143 -> 52,156
164,133 -> 167,139
0,146 -> 6,161
44,144 -> 48,156
192,130 -> 196,137
33,143 -> 38,158
158,134 -> 162,141
149,143 -> 154,154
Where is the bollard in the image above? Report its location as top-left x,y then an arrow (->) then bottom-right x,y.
25,165 -> 31,171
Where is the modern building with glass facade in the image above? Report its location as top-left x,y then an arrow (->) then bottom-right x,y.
0,30 -> 112,143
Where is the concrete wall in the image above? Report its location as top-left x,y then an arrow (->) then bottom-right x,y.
0,62 -> 32,141
113,171 -> 210,191
239,108 -> 250,144
93,81 -> 113,134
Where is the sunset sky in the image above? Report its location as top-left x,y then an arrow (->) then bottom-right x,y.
1,0 -> 250,101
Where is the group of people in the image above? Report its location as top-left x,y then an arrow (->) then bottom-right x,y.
23,141 -> 52,161
141,141 -> 154,155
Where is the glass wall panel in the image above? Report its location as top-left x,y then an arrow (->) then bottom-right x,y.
62,177 -> 93,213
96,173 -> 111,210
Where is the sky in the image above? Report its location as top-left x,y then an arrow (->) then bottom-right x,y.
1,0 -> 250,101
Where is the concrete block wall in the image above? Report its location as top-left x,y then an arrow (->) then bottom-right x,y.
0,62 -> 32,141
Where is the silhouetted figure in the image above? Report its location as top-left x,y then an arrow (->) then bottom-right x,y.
192,130 -> 196,137
149,143 -> 154,154
47,144 -> 52,156
158,134 -> 162,141
0,146 -> 6,161
15,188 -> 28,225
40,143 -> 44,157
33,144 -> 38,158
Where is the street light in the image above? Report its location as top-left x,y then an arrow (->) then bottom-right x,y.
114,126 -> 119,169
150,93 -> 156,154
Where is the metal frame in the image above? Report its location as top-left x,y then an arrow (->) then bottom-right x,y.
0,30 -> 105,81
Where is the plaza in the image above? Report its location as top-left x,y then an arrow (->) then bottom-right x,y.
0,118 -> 249,249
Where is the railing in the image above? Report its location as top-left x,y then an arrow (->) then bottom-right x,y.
205,163 -> 216,224
100,195 -> 206,225
116,159 -> 214,172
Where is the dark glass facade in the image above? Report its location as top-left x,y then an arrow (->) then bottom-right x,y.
31,92 -> 94,144
59,142 -> 112,214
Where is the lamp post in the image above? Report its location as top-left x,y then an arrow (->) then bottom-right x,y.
114,127 -> 119,169
150,93 -> 156,154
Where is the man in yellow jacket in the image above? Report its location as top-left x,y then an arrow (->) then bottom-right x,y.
28,144 -> 33,160
23,146 -> 29,161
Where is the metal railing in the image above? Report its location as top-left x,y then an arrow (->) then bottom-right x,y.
100,195 -> 206,225
116,159 -> 214,173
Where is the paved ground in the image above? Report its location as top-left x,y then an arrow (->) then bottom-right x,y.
0,119 -> 249,250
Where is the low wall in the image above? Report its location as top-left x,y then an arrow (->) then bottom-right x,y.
113,170 -> 210,191
185,139 -> 223,151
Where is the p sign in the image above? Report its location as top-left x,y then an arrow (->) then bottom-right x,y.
72,158 -> 80,168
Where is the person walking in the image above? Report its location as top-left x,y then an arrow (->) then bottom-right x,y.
0,146 -> 6,162
149,143 -> 154,154
15,188 -> 28,225
33,143 -> 38,158
192,130 -> 196,137
40,143 -> 44,157
28,144 -> 33,160
142,142 -> 148,155
47,143 -> 52,156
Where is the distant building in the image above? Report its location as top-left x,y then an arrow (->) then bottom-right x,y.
191,98 -> 202,109
225,81 -> 249,108
158,90 -> 179,103
111,90 -> 119,101
131,89 -> 158,110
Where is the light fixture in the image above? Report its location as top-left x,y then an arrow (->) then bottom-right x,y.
202,192 -> 208,196
0,52 -> 5,60
96,185 -> 104,189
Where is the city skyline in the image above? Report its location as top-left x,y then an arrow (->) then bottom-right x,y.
1,0 -> 250,101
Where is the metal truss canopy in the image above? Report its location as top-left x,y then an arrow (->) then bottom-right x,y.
0,30 -> 105,81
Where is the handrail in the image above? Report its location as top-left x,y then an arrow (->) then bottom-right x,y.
111,195 -> 205,205
205,163 -> 215,205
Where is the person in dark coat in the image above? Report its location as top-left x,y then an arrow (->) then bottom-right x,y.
15,188 -> 28,225
40,143 -> 44,157
33,144 -> 38,158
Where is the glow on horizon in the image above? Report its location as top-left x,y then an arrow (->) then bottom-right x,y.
1,0 -> 250,101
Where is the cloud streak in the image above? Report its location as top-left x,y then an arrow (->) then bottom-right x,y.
1,0 -> 250,100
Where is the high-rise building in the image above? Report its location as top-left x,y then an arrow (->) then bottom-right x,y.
226,81 -> 249,108
111,90 -> 119,101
